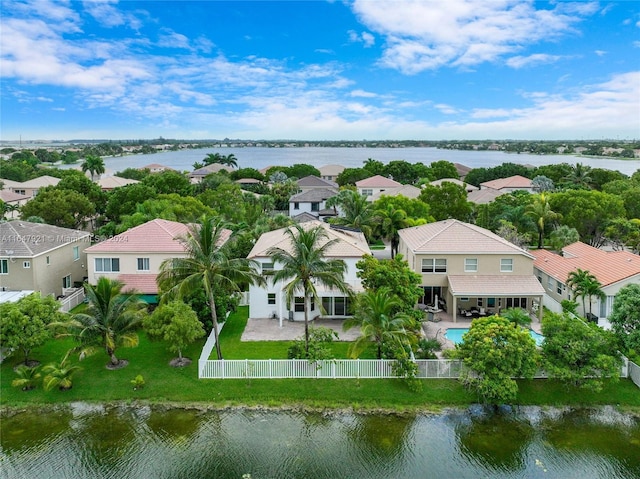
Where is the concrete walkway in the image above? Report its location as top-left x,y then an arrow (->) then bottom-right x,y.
241,318 -> 361,342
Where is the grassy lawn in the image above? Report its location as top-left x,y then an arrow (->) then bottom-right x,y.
1,306 -> 639,411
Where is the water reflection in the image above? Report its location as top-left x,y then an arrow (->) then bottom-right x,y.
1,405 -> 639,479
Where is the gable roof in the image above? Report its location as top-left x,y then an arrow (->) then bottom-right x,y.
454,163 -> 472,178
97,176 -> 140,190
296,175 -> 338,188
355,175 -> 402,188
430,178 -> 478,192
467,188 -> 506,205
290,187 -> 339,202
15,175 -> 61,189
190,164 -> 234,177
85,219 -> 232,254
0,221 -> 90,257
0,190 -> 29,203
319,164 -> 345,176
481,175 -> 532,190
532,242 -> 640,287
399,219 -> 533,257
370,184 -> 422,201
247,220 -> 371,259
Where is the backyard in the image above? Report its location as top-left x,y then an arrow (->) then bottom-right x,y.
1,306 -> 640,411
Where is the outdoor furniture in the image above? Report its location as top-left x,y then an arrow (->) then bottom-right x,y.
459,308 -> 472,318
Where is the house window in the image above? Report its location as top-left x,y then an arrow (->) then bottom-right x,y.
0,259 -> 7,274
73,246 -> 80,261
477,298 -> 483,307
421,258 -> 447,273
361,189 -> 373,196
95,258 -> 120,272
14,189 -> 25,195
262,262 -> 274,274
556,280 -> 563,295
464,258 -> 478,272
23,261 -> 31,269
500,258 -> 513,272
311,202 -> 320,212
294,296 -> 305,312
137,258 -> 150,271
334,297 -> 346,315
294,202 -> 299,210
267,293 -> 276,305
547,276 -> 554,291
62,275 -> 71,289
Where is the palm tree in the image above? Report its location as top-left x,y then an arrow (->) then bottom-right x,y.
11,365 -> 41,391
81,154 -> 105,181
267,224 -> 351,353
158,216 -> 264,360
327,189 -> 376,240
500,308 -> 532,328
343,288 -> 413,359
525,193 -> 560,249
566,268 -> 605,317
71,278 -> 144,368
203,153 -> 237,168
563,163 -> 593,189
375,204 -> 410,258
42,351 -> 82,391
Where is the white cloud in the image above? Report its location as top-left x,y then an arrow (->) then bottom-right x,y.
347,29 -> 375,47
350,89 -> 377,98
434,103 -> 460,115
594,50 -> 607,56
506,53 -> 565,68
351,0 -> 596,73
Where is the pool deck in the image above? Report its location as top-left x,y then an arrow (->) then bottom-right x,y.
421,310 -> 542,357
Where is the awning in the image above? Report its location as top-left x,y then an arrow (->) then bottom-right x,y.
447,275 -> 545,297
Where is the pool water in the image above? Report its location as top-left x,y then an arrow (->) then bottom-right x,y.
445,328 -> 545,346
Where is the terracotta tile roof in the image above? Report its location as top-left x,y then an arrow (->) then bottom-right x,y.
481,175 -> 532,190
248,220 -> 370,259
296,175 -> 338,188
370,184 -> 422,201
355,175 -> 402,188
532,242 -> 640,286
467,188 -> 506,204
86,219 -> 232,254
399,219 -> 533,257
448,275 -> 545,296
117,274 -> 159,294
0,220 -> 90,257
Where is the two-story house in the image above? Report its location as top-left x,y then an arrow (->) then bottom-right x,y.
532,242 -> 640,321
85,219 -> 231,301
319,164 -> 345,182
0,220 -> 90,298
247,221 -> 371,326
355,175 -> 402,201
289,188 -> 339,220
397,219 -> 544,322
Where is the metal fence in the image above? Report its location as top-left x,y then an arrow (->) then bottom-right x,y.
198,358 -> 464,379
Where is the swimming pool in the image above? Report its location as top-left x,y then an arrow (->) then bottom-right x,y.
444,328 -> 545,346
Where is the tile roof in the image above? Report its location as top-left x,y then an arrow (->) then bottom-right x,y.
448,275 -> 545,296
17,175 -> 60,189
430,178 -> 478,191
532,242 -> 640,287
319,164 -> 345,176
85,219 -> 232,254
97,176 -> 140,190
296,175 -> 338,188
480,175 -> 532,190
248,220 -> 371,259
399,219 -> 533,257
370,184 -> 422,201
190,164 -> 234,176
289,187 -> 339,202
0,221 -> 90,257
467,188 -> 506,204
0,190 -> 29,202
117,274 -> 159,294
355,175 -> 402,188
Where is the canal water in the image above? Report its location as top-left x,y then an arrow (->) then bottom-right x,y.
2,405 -> 639,479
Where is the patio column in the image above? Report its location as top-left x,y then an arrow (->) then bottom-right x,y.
538,295 -> 543,322
452,295 -> 457,323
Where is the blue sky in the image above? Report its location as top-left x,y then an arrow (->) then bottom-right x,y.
1,0 -> 639,141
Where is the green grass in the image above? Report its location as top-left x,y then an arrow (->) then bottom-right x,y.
2,306 -> 639,411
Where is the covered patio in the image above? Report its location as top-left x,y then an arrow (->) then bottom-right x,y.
446,275 -> 545,323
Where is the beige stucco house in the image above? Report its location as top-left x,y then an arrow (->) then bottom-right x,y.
2,175 -> 61,197
85,219 -> 231,299
0,220 -> 90,299
355,175 -> 402,201
398,219 -> 544,322
319,164 -> 345,182
532,242 -> 640,321
247,221 -> 371,326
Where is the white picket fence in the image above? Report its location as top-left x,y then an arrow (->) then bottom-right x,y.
198,358 -> 464,379
58,288 -> 85,313
629,360 -> 640,388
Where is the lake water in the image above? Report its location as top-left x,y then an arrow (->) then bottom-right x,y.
72,147 -> 640,176
2,405 -> 639,478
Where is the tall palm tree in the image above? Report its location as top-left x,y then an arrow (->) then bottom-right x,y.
567,268 -> 605,317
563,163 -> 593,189
81,154 -> 105,181
375,204 -> 410,258
327,189 -> 376,240
525,193 -> 560,249
158,216 -> 264,360
267,224 -> 351,353
203,153 -> 237,168
343,288 -> 413,359
71,278 -> 144,367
